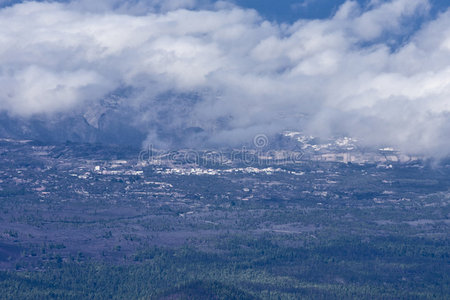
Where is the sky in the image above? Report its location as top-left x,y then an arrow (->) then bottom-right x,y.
0,0 -> 450,156
234,0 -> 449,21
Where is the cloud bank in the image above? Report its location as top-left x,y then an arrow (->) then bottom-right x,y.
0,0 -> 449,156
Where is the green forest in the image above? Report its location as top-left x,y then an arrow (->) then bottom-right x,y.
1,234 -> 448,299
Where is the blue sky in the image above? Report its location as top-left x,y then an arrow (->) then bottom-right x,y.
1,0 -> 449,20
228,0 -> 449,50
232,0 -> 449,22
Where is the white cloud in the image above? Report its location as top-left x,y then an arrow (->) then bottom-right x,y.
0,0 -> 449,156
350,0 -> 430,40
